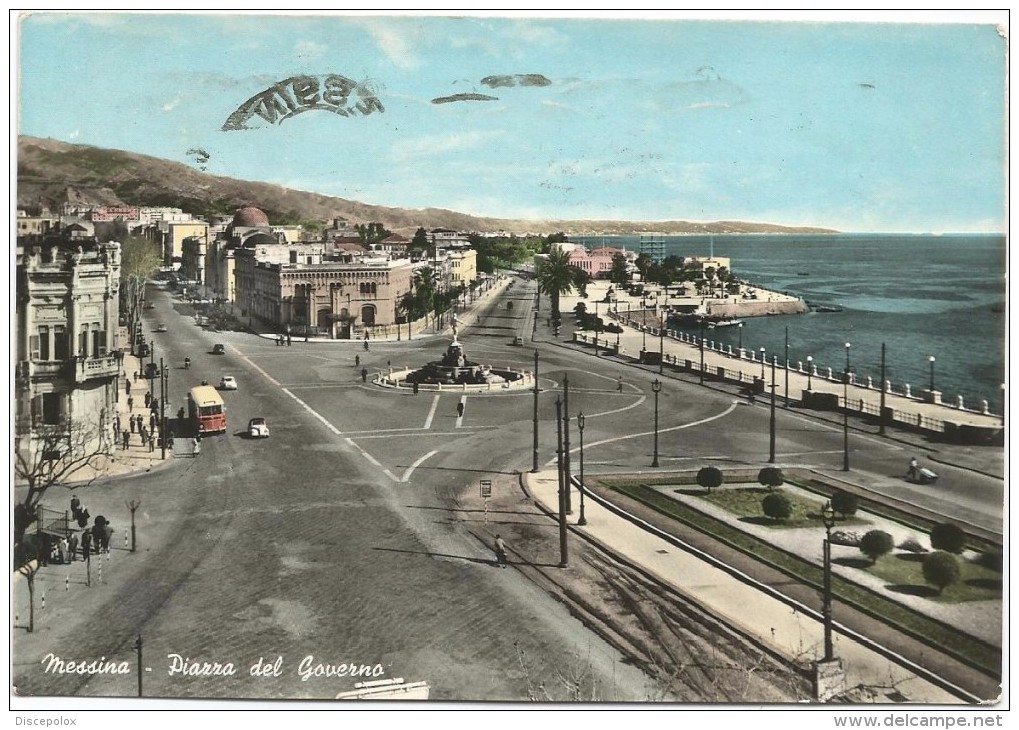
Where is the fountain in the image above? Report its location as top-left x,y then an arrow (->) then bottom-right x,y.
404,336 -> 524,386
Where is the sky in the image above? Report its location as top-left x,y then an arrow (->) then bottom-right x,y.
14,10 -> 1009,233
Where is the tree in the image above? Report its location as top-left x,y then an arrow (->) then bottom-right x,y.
761,492 -> 793,522
922,551 -> 961,594
829,489 -> 859,519
634,253 -> 653,281
859,530 -> 895,565
355,222 -> 390,246
609,253 -> 629,285
696,466 -> 723,495
120,235 -> 163,349
757,467 -> 784,491
929,523 -> 966,554
570,265 -> 591,298
536,247 -> 575,320
410,227 -> 429,252
14,416 -> 109,543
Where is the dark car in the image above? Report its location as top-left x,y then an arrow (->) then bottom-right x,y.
212,344 -> 226,355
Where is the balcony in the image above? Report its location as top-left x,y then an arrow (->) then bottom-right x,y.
71,352 -> 122,383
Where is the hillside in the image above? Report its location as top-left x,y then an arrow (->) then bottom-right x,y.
17,136 -> 837,237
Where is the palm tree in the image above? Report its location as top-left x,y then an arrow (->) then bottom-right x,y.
537,247 -> 576,320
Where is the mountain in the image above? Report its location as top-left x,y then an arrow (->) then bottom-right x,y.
17,136 -> 837,236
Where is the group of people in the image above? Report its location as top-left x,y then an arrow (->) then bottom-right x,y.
117,371 -> 165,452
43,495 -> 114,565
275,333 -> 292,346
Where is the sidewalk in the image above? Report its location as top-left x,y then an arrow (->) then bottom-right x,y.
523,468 -> 987,704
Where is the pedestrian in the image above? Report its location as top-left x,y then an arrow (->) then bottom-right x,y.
122,431 -> 130,450
177,406 -> 186,421
130,414 -> 137,433
102,523 -> 114,552
151,398 -> 159,414
361,367 -> 368,383
77,508 -> 90,529
494,534 -> 508,568
58,536 -> 68,564
125,379 -> 132,396
144,392 -> 151,408
617,376 -> 623,392
456,401 -> 465,418
287,334 -> 292,346
364,339 -> 369,352
150,413 -> 157,432
148,433 -> 155,452
137,414 -> 144,433
355,354 -> 360,367
908,457 -> 919,481
70,495 -> 81,518
133,370 -> 139,381
140,425 -> 149,446
114,415 -> 122,438
91,522 -> 104,552
127,395 -> 134,411
193,436 -> 201,457
67,532 -> 79,562
81,529 -> 92,558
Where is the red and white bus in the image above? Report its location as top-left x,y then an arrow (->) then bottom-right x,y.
188,385 -> 226,434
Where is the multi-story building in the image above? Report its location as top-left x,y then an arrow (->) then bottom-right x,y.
234,244 -> 413,339
16,210 -> 59,237
15,229 -> 123,461
443,247 -> 477,287
149,221 -> 210,266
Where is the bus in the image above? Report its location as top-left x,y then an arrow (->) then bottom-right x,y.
188,385 -> 226,435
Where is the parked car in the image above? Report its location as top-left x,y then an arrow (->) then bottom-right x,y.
155,323 -> 168,332
248,417 -> 270,438
219,376 -> 238,391
212,343 -> 226,355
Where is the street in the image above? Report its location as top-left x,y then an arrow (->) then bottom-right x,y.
13,276 -> 1003,701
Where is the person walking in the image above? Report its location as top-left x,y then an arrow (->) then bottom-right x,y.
122,430 -> 130,450
144,392 -> 151,409
355,354 -> 360,368
102,522 -> 114,552
127,395 -> 134,411
137,414 -> 144,433
70,495 -> 81,519
81,529 -> 92,558
361,367 -> 368,384
150,413 -> 157,433
130,414 -> 137,433
617,376 -> 624,392
193,436 -> 201,457
67,531 -> 79,562
177,406 -> 186,421
908,457 -> 919,481
114,414 -> 122,439
58,536 -> 68,564
494,534 -> 508,568
148,432 -> 155,452
456,401 -> 465,418
125,378 -> 132,396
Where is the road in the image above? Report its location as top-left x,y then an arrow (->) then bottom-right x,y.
13,276 -> 1003,701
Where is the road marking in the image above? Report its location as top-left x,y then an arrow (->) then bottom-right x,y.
343,437 -> 399,482
402,450 -> 438,482
456,395 -> 467,428
424,395 -> 440,429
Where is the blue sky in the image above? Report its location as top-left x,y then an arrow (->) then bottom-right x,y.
15,11 -> 1008,232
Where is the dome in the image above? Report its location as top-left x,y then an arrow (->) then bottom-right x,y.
231,206 -> 269,228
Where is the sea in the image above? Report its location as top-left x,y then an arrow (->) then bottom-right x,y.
571,234 -> 1007,412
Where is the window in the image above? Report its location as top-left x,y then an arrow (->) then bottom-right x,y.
38,326 -> 50,361
91,324 -> 102,358
54,325 -> 68,360
79,325 -> 89,357
41,392 -> 62,425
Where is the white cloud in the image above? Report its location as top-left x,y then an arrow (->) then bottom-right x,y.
161,93 -> 185,112
388,130 -> 505,163
67,129 -> 80,139
357,21 -> 422,70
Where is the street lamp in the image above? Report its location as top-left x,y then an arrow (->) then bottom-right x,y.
759,347 -> 766,379
928,355 -> 936,392
651,378 -> 662,467
843,342 -> 851,472
737,322 -> 743,354
820,500 -> 837,662
769,356 -> 777,463
577,412 -> 587,526
658,310 -> 665,375
641,297 -> 647,351
806,355 -> 814,391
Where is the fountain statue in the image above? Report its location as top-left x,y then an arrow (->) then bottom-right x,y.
404,335 -> 523,386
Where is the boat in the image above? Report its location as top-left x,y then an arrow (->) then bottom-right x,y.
707,318 -> 744,328
813,305 -> 844,313
796,272 -> 810,276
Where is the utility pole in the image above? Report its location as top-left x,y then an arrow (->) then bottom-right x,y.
159,358 -> 167,459
879,343 -> 887,436
562,374 -> 572,514
555,396 -> 568,568
532,349 -> 539,473
784,326 -> 790,408
769,356 -> 777,463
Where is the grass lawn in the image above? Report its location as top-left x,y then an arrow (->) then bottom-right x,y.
681,485 -> 869,529
860,552 -> 1003,604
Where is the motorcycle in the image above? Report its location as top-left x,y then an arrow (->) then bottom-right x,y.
184,357 -> 191,369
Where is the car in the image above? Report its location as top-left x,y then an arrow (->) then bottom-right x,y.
248,417 -> 270,438
212,344 -> 226,355
155,323 -> 168,332
219,376 -> 238,390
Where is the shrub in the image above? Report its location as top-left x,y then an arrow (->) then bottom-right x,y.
762,492 -> 793,522
859,530 -> 895,565
923,551 -> 961,594
930,523 -> 966,554
830,489 -> 859,519
973,549 -> 1003,572
757,467 -> 784,491
696,466 -> 723,494
897,536 -> 928,554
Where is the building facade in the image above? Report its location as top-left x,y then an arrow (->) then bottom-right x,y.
15,233 -> 123,461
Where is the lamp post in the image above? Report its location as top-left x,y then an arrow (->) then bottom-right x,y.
769,356 -> 777,463
642,297 -> 647,350
658,309 -> 664,375
594,301 -> 599,356
737,322 -> 743,354
843,342 -> 851,472
651,378 -> 662,467
759,347 -> 766,379
806,355 -> 814,391
784,326 -> 790,408
928,355 -> 936,392
820,500 -> 836,662
577,412 -> 587,526
699,319 -> 705,385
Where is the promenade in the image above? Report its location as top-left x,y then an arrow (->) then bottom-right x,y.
561,282 -> 1003,437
